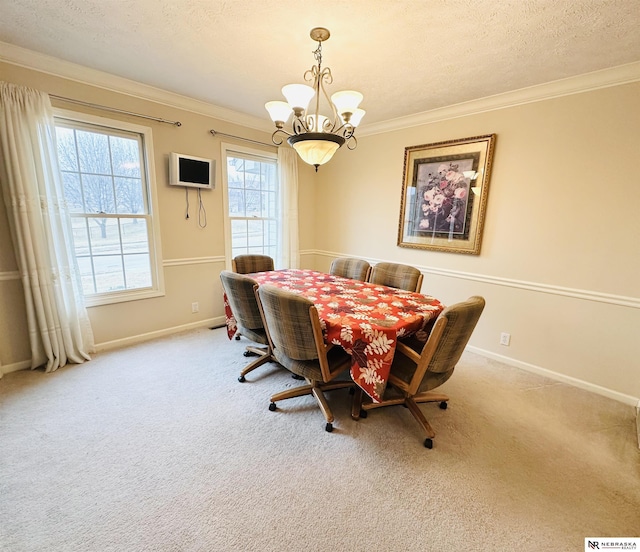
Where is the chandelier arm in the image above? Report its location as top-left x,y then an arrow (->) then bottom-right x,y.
316,68 -> 340,132
311,70 -> 322,131
345,135 -> 358,151
333,122 -> 356,138
271,128 -> 293,146
305,37 -> 324,133
292,117 -> 310,135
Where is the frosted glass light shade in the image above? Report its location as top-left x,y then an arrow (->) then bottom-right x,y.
347,108 -> 366,127
331,90 -> 363,116
282,84 -> 315,111
292,140 -> 340,167
265,101 -> 293,124
288,133 -> 345,169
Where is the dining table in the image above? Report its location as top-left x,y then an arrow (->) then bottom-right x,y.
223,269 -> 445,404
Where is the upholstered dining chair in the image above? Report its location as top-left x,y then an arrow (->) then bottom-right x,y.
368,262 -> 423,292
356,296 -> 485,448
256,284 -> 355,432
329,257 -> 371,281
232,254 -> 274,275
220,270 -> 274,382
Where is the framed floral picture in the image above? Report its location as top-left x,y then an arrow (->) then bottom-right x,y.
397,134 -> 496,254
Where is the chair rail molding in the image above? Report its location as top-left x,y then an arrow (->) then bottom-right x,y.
0,270 -> 20,281
2,259 -> 223,277
310,250 -> 640,309
163,256 -> 225,267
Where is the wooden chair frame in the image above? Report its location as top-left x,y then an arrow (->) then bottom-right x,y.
256,286 -> 354,432
352,296 -> 485,448
220,270 -> 276,382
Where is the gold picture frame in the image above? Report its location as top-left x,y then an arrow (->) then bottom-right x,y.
398,134 -> 496,255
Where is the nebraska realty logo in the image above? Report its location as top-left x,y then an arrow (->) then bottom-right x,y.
585,538 -> 639,550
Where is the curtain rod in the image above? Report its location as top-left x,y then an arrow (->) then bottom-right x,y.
50,95 -> 182,126
209,129 -> 274,148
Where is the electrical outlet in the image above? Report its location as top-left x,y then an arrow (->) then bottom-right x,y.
191,302 -> 199,313
500,332 -> 511,346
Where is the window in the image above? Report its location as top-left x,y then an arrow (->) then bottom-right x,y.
222,145 -> 279,264
54,110 -> 163,306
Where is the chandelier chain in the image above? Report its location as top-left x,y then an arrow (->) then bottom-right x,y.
313,40 -> 323,70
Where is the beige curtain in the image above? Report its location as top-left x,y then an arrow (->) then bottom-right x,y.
0,82 -> 94,372
278,146 -> 299,269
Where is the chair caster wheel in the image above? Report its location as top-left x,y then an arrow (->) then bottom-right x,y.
291,373 -> 304,380
235,335 -> 241,340
424,438 -> 433,449
325,423 -> 333,432
268,402 -> 277,411
359,409 -> 368,419
238,375 -> 246,382
439,401 -> 448,410
243,351 -> 251,357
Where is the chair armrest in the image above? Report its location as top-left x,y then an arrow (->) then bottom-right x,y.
396,341 -> 421,363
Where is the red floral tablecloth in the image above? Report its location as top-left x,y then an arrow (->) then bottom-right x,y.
224,269 -> 444,403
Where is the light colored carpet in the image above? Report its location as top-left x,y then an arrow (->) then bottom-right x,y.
1,327 -> 638,551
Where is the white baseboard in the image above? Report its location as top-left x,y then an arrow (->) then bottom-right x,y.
0,317 -> 227,377
0,359 -> 32,376
469,345 -> 640,449
94,316 -> 226,352
4,316 -> 636,414
466,345 -> 640,407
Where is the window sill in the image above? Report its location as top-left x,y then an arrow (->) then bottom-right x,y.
85,288 -> 165,308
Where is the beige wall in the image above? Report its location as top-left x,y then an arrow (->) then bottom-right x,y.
0,61 -> 308,366
304,82 -> 640,400
1,59 -> 639,404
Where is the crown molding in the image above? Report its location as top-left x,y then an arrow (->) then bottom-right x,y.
0,41 -> 272,132
3,41 -> 640,137
358,61 -> 640,136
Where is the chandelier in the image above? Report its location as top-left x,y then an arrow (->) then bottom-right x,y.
265,27 -> 365,171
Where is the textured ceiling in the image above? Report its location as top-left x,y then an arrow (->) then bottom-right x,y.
1,0 -> 639,126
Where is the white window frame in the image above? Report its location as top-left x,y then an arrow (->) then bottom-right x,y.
54,108 -> 165,307
220,142 -> 280,269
